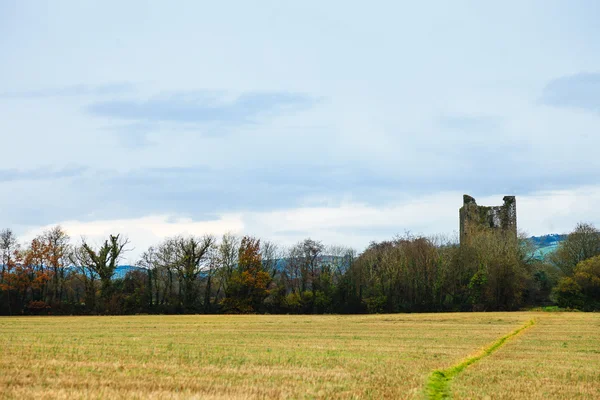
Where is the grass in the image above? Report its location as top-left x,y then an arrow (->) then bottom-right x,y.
425,319 -> 535,399
0,312 -> 597,399
451,313 -> 600,399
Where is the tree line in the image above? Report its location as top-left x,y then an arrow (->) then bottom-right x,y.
1,222 -> 599,315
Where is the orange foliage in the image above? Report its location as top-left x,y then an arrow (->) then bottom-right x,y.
1,239 -> 52,299
222,236 -> 272,313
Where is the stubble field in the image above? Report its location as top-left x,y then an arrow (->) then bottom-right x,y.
0,312 -> 598,399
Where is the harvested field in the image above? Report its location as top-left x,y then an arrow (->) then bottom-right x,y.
452,313 -> 600,399
0,312 -> 597,399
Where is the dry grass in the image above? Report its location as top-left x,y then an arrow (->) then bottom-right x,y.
452,313 -> 600,399
0,313 -> 534,399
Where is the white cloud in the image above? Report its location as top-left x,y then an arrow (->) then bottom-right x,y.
517,186 -> 600,234
21,214 -> 245,264
20,186 -> 600,263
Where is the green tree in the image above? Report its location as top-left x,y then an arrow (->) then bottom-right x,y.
172,235 -> 215,312
553,277 -> 584,309
550,222 -> 600,275
573,255 -> 600,307
555,255 -> 600,310
71,234 -> 129,311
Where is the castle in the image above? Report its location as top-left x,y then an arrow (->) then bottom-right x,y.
459,195 -> 516,244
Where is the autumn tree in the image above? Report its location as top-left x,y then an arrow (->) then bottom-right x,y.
2,250 -> 26,308
42,226 -> 70,304
222,236 -> 271,313
21,237 -> 52,303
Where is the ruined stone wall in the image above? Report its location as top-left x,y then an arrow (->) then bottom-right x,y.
459,195 -> 516,244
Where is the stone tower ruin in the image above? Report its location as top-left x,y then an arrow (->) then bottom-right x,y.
459,195 -> 516,244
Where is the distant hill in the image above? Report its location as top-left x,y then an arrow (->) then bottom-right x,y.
113,265 -> 147,279
529,234 -> 567,247
105,237 -> 565,278
529,234 -> 567,259
62,265 -> 147,280
109,255 -> 351,280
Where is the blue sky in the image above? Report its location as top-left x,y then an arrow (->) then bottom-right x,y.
1,1 -> 600,260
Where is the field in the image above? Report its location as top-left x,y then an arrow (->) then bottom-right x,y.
0,313 -> 598,399
452,313 -> 600,399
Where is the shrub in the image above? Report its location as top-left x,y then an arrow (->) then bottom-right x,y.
25,300 -> 51,315
553,277 -> 584,309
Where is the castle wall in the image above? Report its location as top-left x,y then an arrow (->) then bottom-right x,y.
459,195 -> 516,244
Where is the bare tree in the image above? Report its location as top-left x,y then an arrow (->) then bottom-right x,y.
261,240 -> 283,279
138,240 -> 179,307
68,244 -> 98,310
137,245 -> 158,307
0,229 -> 19,315
327,245 -> 355,282
175,235 -> 215,310
285,239 -> 325,311
148,235 -> 215,311
0,229 -> 18,284
214,233 -> 240,301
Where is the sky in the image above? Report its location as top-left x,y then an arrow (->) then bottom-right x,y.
1,1 -> 600,262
